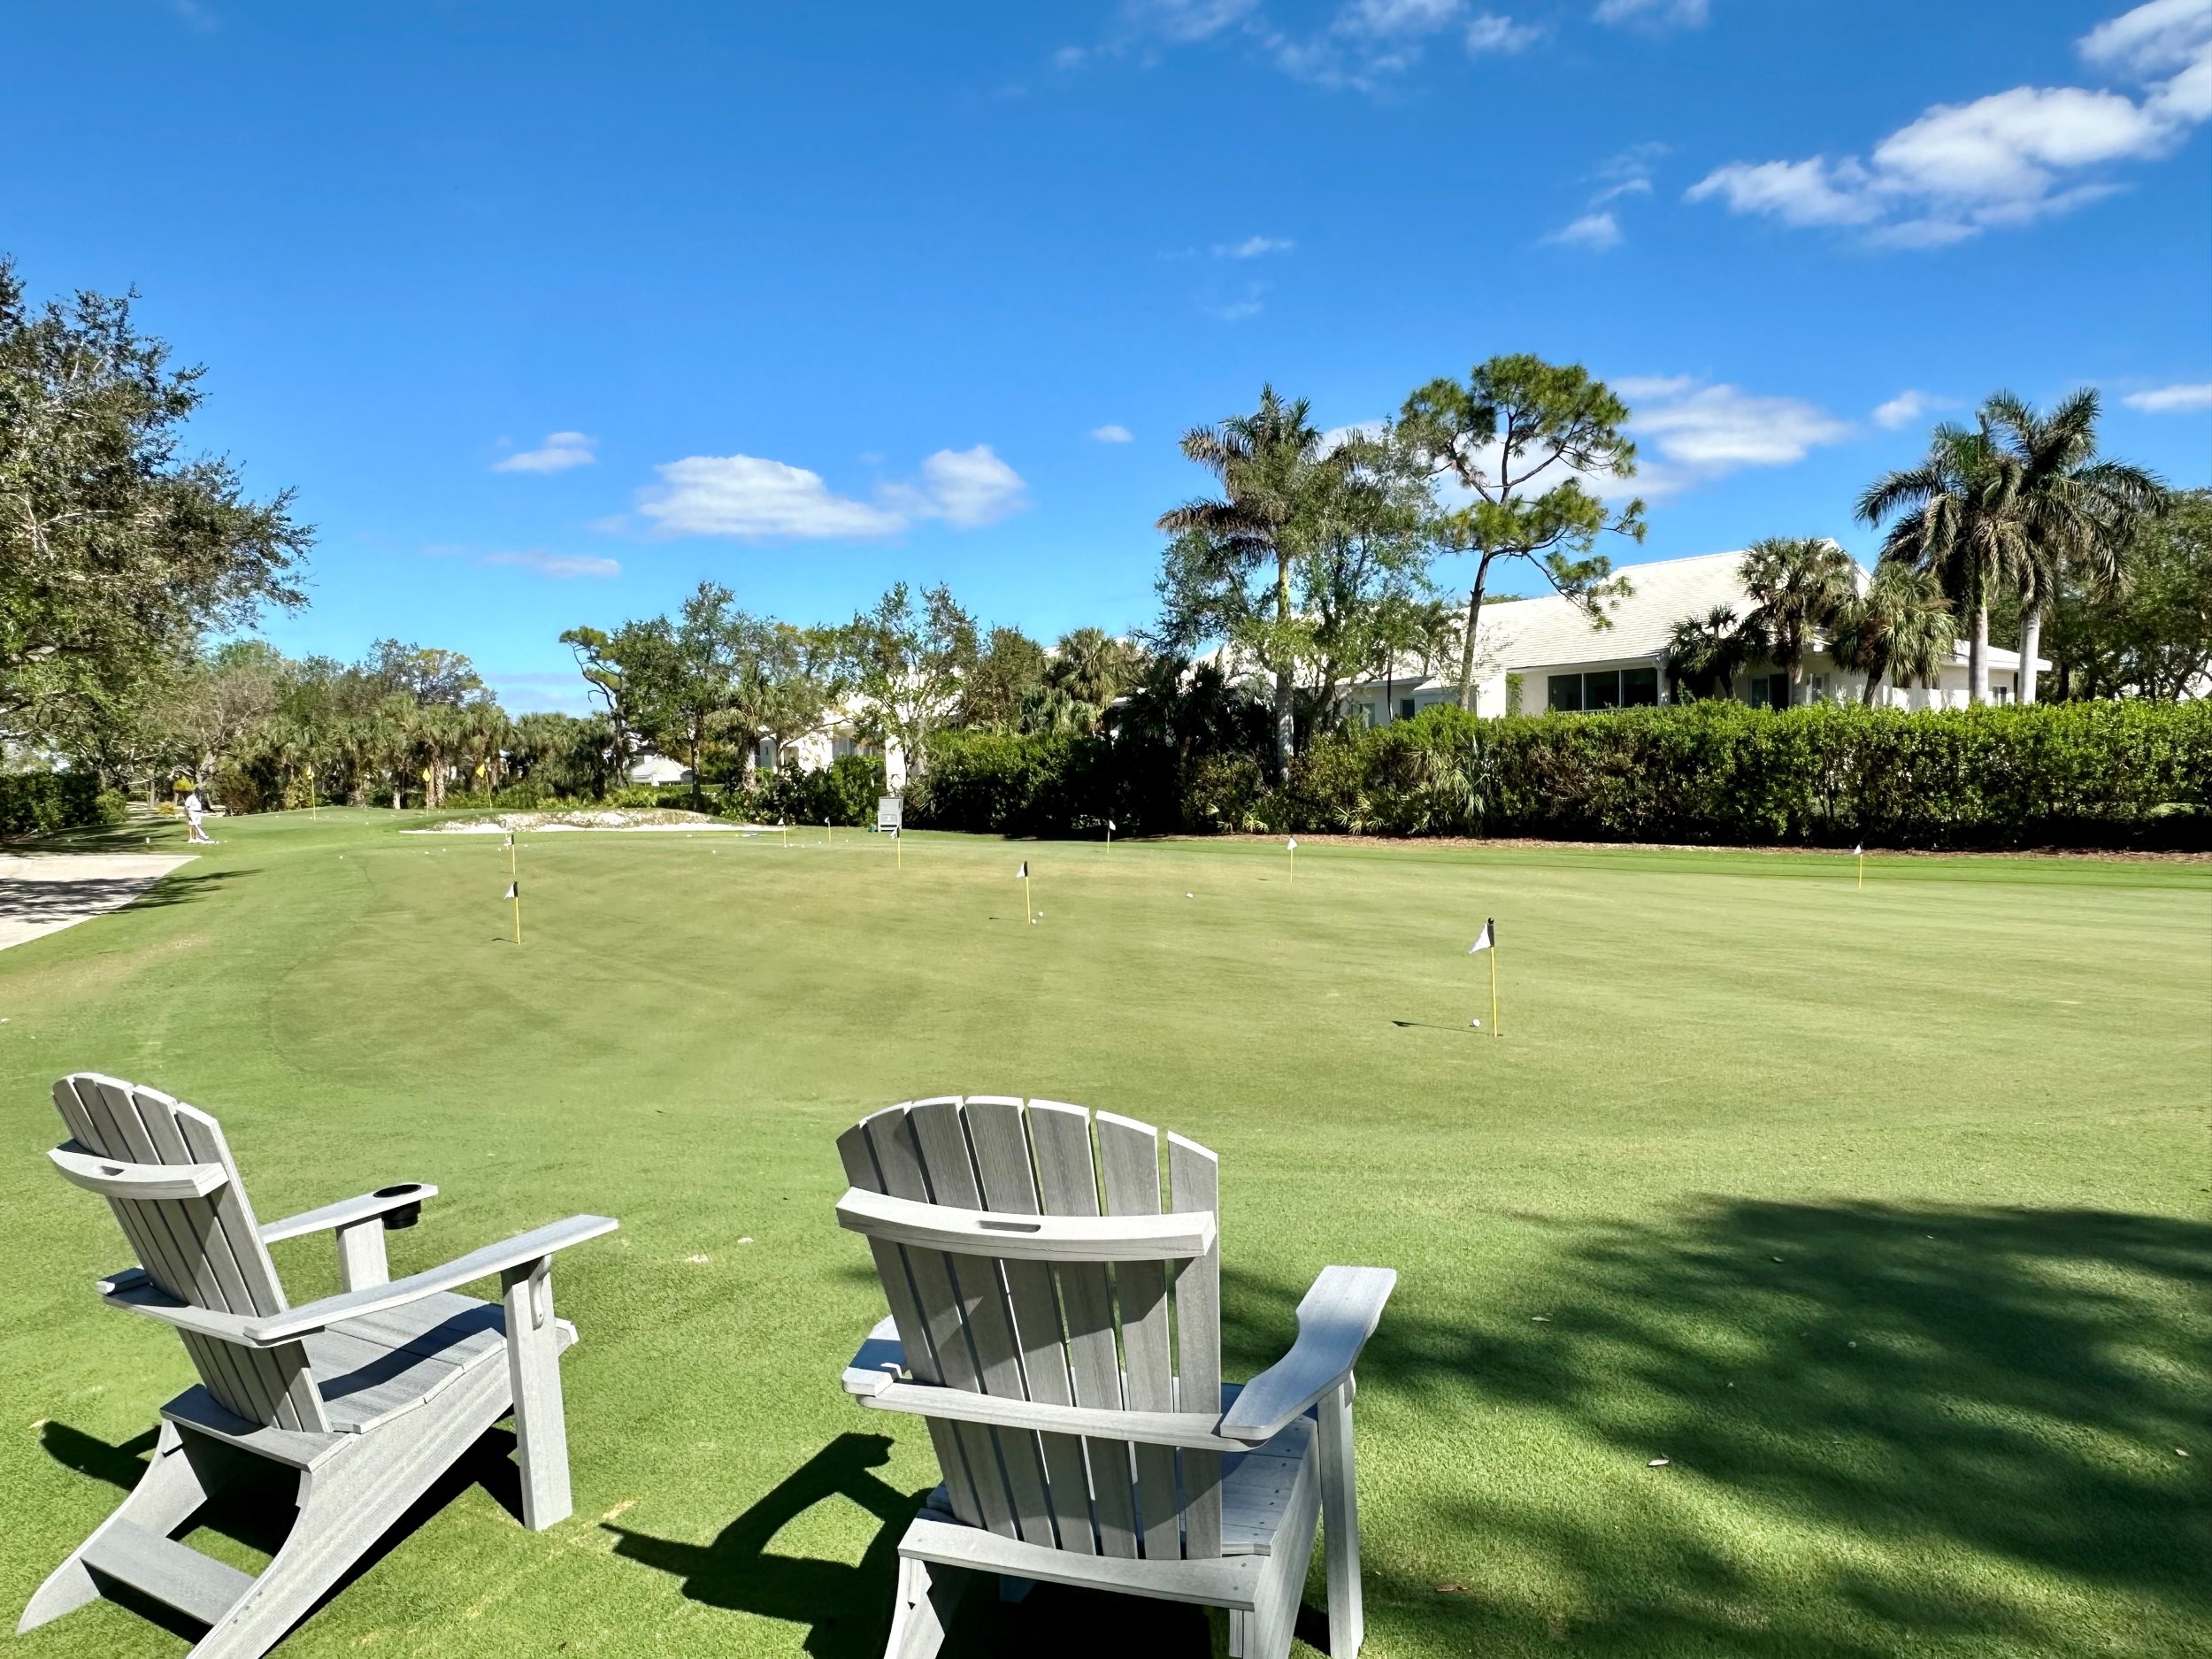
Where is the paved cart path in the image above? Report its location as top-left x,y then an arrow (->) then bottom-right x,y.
0,853 -> 196,950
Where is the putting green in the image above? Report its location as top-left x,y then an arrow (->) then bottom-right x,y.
2,811 -> 2205,1658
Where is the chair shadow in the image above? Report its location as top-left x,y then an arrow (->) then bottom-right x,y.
608,1433 -> 1224,1657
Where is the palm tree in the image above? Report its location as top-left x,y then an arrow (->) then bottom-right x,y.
1857,418 -> 2027,704
1663,606 -> 1750,702
1829,565 -> 1954,705
1738,538 -> 1857,703
1158,386 -> 1329,775
1980,389 -> 2163,703
1046,628 -> 1141,721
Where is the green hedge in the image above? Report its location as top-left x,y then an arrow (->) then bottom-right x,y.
0,772 -> 103,839
913,701 -> 2212,849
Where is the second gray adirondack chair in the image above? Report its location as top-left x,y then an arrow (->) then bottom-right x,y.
20,1073 -> 618,1659
834,1094 -> 1395,1659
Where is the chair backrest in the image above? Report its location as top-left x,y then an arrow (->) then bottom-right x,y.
51,1073 -> 329,1433
836,1096 -> 1222,1563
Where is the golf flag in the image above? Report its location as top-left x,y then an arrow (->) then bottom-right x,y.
504,881 -> 518,900
1853,842 -> 1865,889
1018,860 -> 1033,922
1106,818 -> 1116,844
1017,860 -> 1028,879
1471,918 -> 1498,1037
504,880 -> 522,946
1286,836 -> 1298,882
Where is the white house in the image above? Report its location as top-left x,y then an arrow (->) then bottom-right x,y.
1338,549 -> 2047,720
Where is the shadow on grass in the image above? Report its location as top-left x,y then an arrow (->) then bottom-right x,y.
1216,1199 -> 2210,1656
608,1434 -> 1225,1658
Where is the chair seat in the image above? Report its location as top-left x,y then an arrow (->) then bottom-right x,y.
304,1292 -> 576,1434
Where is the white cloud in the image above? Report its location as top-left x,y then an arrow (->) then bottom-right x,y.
482,549 -> 622,579
1341,0 -> 1461,31
2124,380 -> 2212,411
1544,211 -> 1623,249
1594,0 -> 1709,27
1118,0 -> 1260,44
1092,424 -> 1135,442
1053,44 -> 1088,68
1872,389 -> 1949,429
1621,378 -> 1855,497
493,431 -> 597,474
636,446 -> 1027,541
1215,234 -> 1295,257
1465,12 -> 1541,52
1688,0 -> 2212,245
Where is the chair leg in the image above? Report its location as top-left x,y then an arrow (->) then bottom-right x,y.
187,1359 -> 510,1659
883,1556 -> 969,1659
1317,1377 -> 1364,1658
19,1422 -> 227,1633
503,1256 -> 572,1531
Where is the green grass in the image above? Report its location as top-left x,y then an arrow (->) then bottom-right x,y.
2,810 -> 2206,1659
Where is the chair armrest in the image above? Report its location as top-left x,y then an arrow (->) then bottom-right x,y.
97,1271 -> 265,1344
259,1183 -> 439,1243
242,1214 -> 619,1343
1218,1265 -> 1395,1444
842,1316 -> 907,1396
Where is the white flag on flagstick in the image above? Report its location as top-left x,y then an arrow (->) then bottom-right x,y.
1852,843 -> 1863,856
1017,861 -> 1028,879
504,882 -> 518,900
1286,838 -> 1298,851
1469,918 -> 1494,953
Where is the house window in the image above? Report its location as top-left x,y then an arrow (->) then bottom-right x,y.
1548,674 -> 1583,713
1745,674 -> 1788,710
1993,683 -> 2013,705
1399,697 -> 1416,721
1584,670 -> 1622,710
1622,666 -> 1658,707
1809,673 -> 1829,701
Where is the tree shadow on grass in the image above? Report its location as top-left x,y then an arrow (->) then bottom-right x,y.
1246,1199 -> 2211,1656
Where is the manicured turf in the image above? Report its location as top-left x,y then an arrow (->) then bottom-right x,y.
2,810 -> 2206,1659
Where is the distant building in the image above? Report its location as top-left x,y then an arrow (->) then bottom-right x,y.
1336,550 -> 2046,719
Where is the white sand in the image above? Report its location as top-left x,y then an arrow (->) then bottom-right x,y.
0,854 -> 197,951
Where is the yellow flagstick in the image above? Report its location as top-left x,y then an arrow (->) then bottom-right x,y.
1855,842 -> 1865,890
1490,947 -> 1500,1040
506,880 -> 522,946
1287,837 -> 1297,884
1471,918 -> 1498,1036
895,828 -> 902,871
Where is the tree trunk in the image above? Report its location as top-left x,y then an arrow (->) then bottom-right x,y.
2017,606 -> 2042,703
688,726 -> 703,811
1271,669 -> 1294,778
1455,560 -> 1494,711
1969,606 -> 1991,705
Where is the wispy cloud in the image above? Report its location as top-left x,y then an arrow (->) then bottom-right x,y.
1617,376 -> 1855,497
482,549 -> 622,579
1688,0 -> 2212,246
2124,380 -> 2212,412
1545,142 -> 1665,248
1092,424 -> 1136,442
1543,211 -> 1623,249
1465,12 -> 1542,52
636,445 -> 1028,541
1214,234 -> 1295,258
1872,390 -> 1951,429
493,431 -> 597,474
1594,0 -> 1709,27
487,672 -> 595,715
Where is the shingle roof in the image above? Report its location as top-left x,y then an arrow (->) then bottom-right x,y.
1476,549 -> 1752,669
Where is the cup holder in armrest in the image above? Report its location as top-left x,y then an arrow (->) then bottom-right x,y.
373,1184 -> 426,1229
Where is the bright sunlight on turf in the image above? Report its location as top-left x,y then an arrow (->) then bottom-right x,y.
4,811 -> 2206,1659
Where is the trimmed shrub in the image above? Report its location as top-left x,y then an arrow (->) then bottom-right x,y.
0,772 -> 103,838
912,701 -> 2212,849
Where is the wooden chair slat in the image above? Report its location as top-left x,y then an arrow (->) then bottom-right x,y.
962,1096 -> 1096,1555
864,1104 -> 1016,1538
1169,1133 -> 1224,1560
910,1100 -> 1056,1549
1027,1101 -> 1141,1560
1095,1111 -> 1183,1560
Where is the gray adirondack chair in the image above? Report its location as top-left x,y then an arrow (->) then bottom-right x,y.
834,1095 -> 1395,1659
20,1073 -> 619,1659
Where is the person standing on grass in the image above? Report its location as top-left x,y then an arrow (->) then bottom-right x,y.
184,786 -> 214,844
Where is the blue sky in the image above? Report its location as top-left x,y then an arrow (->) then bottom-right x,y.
5,0 -> 2208,712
